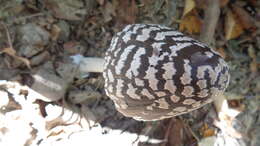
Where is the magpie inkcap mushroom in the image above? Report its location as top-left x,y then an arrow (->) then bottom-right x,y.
103,24 -> 230,121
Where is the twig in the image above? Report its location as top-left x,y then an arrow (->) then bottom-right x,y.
161,119 -> 177,146
1,22 -> 13,49
199,0 -> 220,46
184,121 -> 200,142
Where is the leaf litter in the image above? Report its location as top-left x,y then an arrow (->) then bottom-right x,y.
0,0 -> 259,146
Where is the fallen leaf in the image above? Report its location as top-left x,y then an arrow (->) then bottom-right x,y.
47,129 -> 65,138
63,41 -> 80,55
220,0 -> 229,7
250,61 -> 258,73
30,51 -> 50,66
231,4 -> 256,31
216,48 -> 227,59
179,10 -> 202,34
1,47 -> 31,69
116,0 -> 138,24
35,99 -> 48,117
1,46 -> 16,55
200,124 -> 215,137
203,128 -> 215,137
50,24 -> 61,41
225,10 -> 244,40
183,0 -> 196,17
15,56 -> 31,69
248,46 -> 258,73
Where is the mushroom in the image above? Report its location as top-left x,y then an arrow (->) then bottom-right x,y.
74,24 -> 230,121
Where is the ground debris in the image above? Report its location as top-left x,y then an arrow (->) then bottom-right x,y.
0,0 -> 259,145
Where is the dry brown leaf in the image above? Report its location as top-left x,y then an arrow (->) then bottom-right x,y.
35,100 -> 48,117
63,41 -> 80,55
248,45 -> 256,59
248,46 -> 258,73
1,47 -> 31,69
216,48 -> 227,59
250,62 -> 258,73
116,0 -> 138,24
179,10 -> 202,34
203,128 -> 215,137
220,0 -> 229,7
225,10 -> 244,40
50,24 -> 61,41
30,51 -> 50,66
1,47 -> 16,55
183,0 -> 196,17
200,124 -> 215,137
46,117 -> 65,131
15,56 -> 31,69
47,129 -> 65,138
231,4 -> 256,31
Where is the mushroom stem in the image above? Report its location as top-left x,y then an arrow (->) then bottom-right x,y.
71,54 -> 105,73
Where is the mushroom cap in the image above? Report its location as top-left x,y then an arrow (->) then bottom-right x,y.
103,24 -> 230,121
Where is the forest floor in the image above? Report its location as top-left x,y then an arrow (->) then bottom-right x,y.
0,0 -> 259,146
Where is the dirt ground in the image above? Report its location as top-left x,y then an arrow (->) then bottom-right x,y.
0,0 -> 259,146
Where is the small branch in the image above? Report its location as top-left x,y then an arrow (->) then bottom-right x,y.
1,22 -> 13,49
199,0 -> 220,46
